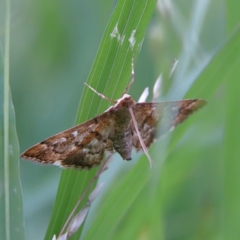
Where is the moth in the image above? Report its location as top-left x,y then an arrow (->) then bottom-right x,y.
21,61 -> 206,169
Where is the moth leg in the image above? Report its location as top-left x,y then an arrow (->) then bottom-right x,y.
85,83 -> 116,104
129,106 -> 154,168
123,54 -> 135,95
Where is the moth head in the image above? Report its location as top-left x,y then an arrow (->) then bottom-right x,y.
115,94 -> 136,108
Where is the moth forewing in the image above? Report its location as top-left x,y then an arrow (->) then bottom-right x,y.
20,109 -> 117,169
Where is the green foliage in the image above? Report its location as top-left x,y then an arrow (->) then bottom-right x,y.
5,0 -> 240,239
45,0 -> 157,239
0,1 -> 25,239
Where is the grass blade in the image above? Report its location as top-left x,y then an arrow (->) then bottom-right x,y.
0,0 -> 25,238
45,0 -> 157,239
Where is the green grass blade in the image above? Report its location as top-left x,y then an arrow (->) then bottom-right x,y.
78,1 -> 229,240
0,0 -> 25,238
215,28 -> 240,239
45,0 -> 157,239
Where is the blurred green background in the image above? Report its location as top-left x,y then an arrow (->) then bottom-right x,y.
2,0 -> 240,239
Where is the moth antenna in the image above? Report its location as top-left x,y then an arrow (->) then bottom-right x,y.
129,107 -> 154,168
85,83 -> 116,104
123,54 -> 135,95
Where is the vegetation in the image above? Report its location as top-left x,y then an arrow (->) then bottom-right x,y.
1,0 -> 240,239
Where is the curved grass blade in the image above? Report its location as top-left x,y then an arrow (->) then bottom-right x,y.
0,1 -> 25,238
45,0 -> 157,239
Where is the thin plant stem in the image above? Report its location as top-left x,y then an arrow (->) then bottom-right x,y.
59,154 -> 113,236
4,0 -> 11,239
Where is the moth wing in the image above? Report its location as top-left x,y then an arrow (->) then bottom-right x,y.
21,111 -> 115,169
132,99 -> 206,150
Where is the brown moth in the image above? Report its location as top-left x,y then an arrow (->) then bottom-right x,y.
21,60 -> 206,169
21,93 -> 206,169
